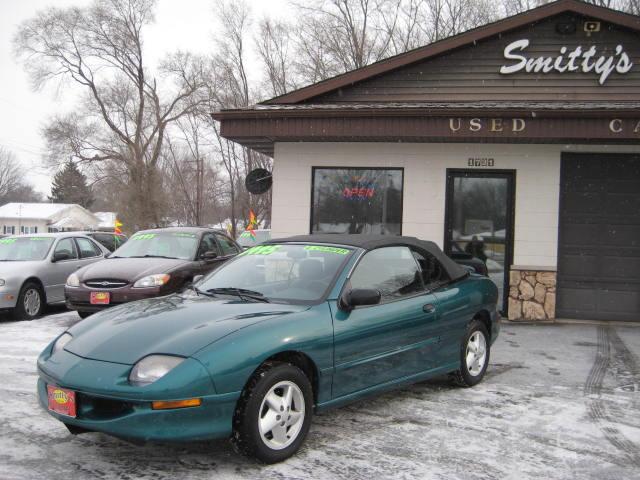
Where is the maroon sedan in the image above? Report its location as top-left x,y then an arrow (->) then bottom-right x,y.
65,227 -> 241,318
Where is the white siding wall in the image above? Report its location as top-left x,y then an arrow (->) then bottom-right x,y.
0,219 -> 48,234
271,142 -> 640,270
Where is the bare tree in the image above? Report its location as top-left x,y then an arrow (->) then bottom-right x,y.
0,148 -> 23,202
0,148 -> 43,204
255,17 -> 298,97
14,0 -> 210,230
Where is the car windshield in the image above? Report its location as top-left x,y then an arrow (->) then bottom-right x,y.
110,232 -> 198,260
197,243 -> 354,304
237,230 -> 271,247
0,237 -> 54,261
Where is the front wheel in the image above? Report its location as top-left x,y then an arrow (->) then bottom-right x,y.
231,361 -> 313,463
13,282 -> 44,320
452,320 -> 490,387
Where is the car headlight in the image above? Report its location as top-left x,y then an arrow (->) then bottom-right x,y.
66,273 -> 80,287
133,274 -> 170,288
52,333 -> 73,355
129,355 -> 185,386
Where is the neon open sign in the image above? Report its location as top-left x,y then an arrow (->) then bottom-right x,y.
342,186 -> 375,199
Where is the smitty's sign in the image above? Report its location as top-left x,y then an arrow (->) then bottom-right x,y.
500,39 -> 634,85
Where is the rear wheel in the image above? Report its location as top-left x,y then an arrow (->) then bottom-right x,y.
452,320 -> 490,387
231,361 -> 313,463
13,282 -> 44,320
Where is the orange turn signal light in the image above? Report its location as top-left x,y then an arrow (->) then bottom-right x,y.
152,398 -> 202,410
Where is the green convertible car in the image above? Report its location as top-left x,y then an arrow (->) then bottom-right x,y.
37,235 -> 500,463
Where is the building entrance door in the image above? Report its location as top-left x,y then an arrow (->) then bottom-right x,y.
445,170 -> 515,313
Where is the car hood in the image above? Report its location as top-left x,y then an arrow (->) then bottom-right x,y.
65,294 -> 308,364
0,260 -> 43,278
78,257 -> 189,280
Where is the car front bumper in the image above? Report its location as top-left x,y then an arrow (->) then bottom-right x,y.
37,348 -> 239,442
65,286 -> 164,312
0,291 -> 18,309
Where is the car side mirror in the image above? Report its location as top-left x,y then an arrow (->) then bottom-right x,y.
52,251 -> 71,262
201,251 -> 218,261
339,288 -> 381,311
192,274 -> 204,284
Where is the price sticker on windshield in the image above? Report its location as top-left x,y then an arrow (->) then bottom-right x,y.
239,245 -> 281,256
304,245 -> 350,255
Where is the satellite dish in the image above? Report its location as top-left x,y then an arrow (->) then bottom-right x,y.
245,168 -> 273,195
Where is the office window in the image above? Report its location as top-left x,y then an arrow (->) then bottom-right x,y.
311,168 -> 403,235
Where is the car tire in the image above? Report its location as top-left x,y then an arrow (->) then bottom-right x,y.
77,311 -> 92,319
13,282 -> 44,321
451,319 -> 490,387
231,361 -> 313,464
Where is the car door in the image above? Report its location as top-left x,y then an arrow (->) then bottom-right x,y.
74,236 -> 106,268
331,246 -> 440,398
196,232 -> 224,275
214,232 -> 241,265
45,237 -> 83,303
412,248 -> 467,368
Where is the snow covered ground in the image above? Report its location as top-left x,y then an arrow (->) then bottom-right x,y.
1,310 -> 639,480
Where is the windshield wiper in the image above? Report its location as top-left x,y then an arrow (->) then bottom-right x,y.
205,287 -> 270,303
185,284 -> 216,298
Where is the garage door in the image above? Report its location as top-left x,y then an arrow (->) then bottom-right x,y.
557,153 -> 640,322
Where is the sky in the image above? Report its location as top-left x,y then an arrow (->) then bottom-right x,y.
0,0 -> 291,197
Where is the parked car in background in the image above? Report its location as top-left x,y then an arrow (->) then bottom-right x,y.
237,229 -> 271,249
65,227 -> 241,318
0,233 -> 109,320
41,234 -> 499,463
449,241 -> 489,276
82,232 -> 128,252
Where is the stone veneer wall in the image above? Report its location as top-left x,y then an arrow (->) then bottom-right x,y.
508,269 -> 557,321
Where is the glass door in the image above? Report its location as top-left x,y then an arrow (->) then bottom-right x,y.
445,170 -> 515,313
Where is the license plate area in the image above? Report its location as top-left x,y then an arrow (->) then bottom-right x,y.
47,385 -> 77,418
90,291 -> 110,305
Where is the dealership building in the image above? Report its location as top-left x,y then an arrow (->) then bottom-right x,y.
214,0 -> 640,322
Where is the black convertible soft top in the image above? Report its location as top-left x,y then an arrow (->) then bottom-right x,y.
271,234 -> 469,282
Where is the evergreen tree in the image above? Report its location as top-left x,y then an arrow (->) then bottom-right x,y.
49,160 -> 94,208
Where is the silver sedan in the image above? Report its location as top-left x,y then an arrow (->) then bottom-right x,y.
0,233 -> 109,320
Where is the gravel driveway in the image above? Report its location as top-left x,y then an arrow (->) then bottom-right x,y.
1,311 -> 638,480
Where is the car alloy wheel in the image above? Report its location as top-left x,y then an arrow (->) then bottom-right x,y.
258,381 -> 305,450
23,288 -> 41,317
231,361 -> 313,463
452,319 -> 490,387
466,331 -> 487,376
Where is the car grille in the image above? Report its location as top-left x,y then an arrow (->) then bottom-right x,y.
84,279 -> 129,289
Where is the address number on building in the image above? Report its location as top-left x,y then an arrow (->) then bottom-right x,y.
468,158 -> 495,167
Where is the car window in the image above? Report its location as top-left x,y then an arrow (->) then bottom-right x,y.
349,246 -> 424,303
198,233 -> 220,258
412,250 -> 449,289
198,243 -> 354,304
75,237 -> 102,259
0,237 -> 54,261
216,234 -> 240,256
54,238 -> 78,260
111,232 -> 198,260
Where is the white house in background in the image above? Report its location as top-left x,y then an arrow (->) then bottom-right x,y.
0,203 -> 100,234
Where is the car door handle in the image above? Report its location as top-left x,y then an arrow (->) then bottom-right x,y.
423,303 -> 436,314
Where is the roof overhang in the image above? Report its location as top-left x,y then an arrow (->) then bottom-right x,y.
215,103 -> 640,156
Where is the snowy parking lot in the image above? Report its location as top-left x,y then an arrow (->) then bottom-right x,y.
1,310 -> 639,480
